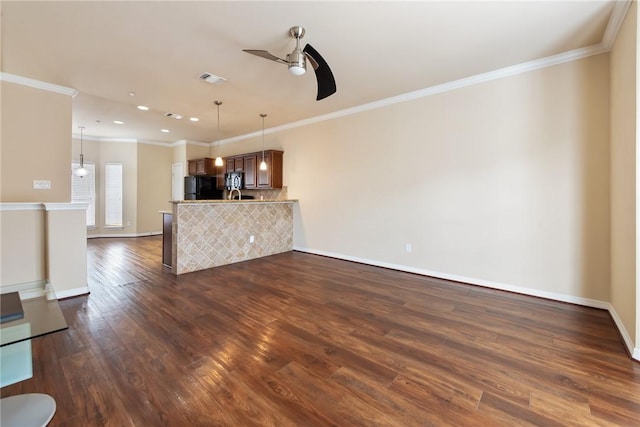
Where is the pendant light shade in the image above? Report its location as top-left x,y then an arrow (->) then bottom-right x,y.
75,126 -> 88,177
214,101 -> 223,167
259,113 -> 267,171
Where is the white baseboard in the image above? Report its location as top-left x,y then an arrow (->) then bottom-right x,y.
88,231 -> 161,239
0,280 -> 47,300
607,304 -> 640,362
0,281 -> 90,301
293,246 -> 639,362
55,286 -> 90,299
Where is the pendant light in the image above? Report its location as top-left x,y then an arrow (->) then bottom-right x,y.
214,101 -> 223,167
259,113 -> 268,171
75,126 -> 88,177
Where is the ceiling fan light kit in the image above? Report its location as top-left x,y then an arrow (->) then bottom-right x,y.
243,25 -> 336,100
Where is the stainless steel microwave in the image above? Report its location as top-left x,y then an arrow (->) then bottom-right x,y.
224,172 -> 243,190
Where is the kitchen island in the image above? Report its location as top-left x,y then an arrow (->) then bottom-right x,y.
168,199 -> 296,275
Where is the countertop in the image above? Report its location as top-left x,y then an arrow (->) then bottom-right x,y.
170,199 -> 297,205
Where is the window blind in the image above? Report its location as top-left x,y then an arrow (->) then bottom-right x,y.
104,163 -> 123,227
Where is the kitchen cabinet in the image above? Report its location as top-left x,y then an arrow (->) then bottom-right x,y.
243,155 -> 257,189
221,150 -> 283,189
257,150 -> 283,188
215,164 -> 226,190
188,158 -> 216,176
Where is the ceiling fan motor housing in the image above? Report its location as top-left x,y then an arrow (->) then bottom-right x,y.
287,49 -> 306,75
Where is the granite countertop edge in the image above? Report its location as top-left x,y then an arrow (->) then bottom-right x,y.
169,199 -> 298,205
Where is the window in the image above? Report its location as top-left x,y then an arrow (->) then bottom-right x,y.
104,163 -> 123,227
71,162 -> 96,228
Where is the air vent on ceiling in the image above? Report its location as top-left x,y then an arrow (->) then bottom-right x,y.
164,112 -> 183,120
200,72 -> 226,85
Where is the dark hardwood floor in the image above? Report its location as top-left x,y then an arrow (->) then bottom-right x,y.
2,236 -> 639,426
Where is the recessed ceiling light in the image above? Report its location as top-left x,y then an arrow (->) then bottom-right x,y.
189,117 -> 199,122
128,92 -> 136,97
137,105 -> 149,111
161,129 -> 170,133
113,120 -> 124,125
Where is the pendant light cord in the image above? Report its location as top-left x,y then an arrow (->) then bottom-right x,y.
79,126 -> 85,167
216,101 -> 221,157
261,114 -> 266,162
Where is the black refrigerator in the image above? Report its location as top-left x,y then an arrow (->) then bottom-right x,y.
184,176 -> 223,200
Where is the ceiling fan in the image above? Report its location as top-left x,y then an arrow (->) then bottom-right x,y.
243,26 -> 336,101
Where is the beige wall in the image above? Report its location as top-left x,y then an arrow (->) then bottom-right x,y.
610,1 -> 638,355
285,54 -> 611,303
0,207 -> 46,287
1,81 -> 72,202
44,205 -> 88,297
137,143 -> 172,233
186,142 -> 210,161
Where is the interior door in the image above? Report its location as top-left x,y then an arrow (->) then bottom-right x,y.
172,163 -> 184,201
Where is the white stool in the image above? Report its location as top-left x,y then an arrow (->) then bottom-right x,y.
0,393 -> 56,427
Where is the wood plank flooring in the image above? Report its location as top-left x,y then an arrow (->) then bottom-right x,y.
2,236 -> 639,426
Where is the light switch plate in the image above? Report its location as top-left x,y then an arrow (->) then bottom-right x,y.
33,180 -> 51,190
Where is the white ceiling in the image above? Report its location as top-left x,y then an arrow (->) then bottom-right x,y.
0,1 -> 625,145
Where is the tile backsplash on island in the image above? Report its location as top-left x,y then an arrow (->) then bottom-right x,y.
172,200 -> 294,274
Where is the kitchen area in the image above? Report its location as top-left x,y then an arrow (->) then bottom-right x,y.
161,149 -> 297,275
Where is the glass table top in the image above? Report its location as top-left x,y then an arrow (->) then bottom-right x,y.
0,294 -> 67,347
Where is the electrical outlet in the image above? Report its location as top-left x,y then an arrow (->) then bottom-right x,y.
405,243 -> 412,253
250,235 -> 255,243
33,180 -> 51,190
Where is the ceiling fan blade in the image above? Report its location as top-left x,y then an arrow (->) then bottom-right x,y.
303,52 -> 319,70
303,44 -> 336,100
242,49 -> 287,64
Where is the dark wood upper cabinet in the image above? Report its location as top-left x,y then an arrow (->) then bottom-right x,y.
217,150 -> 284,189
243,155 -> 257,189
187,158 -> 216,176
215,164 -> 226,190
225,159 -> 234,173
258,150 -> 283,188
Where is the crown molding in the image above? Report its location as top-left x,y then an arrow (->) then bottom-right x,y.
170,139 -> 209,148
137,139 -> 175,147
98,137 -> 138,144
602,0 -> 632,49
71,133 -> 100,142
0,72 -> 78,97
